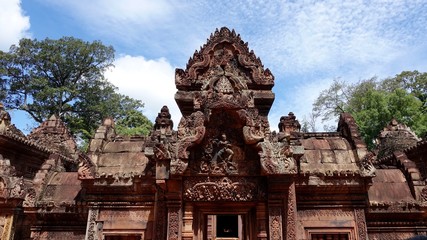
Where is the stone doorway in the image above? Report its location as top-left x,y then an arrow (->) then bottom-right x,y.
207,214 -> 243,240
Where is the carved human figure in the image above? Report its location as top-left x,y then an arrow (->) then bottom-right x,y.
213,133 -> 234,163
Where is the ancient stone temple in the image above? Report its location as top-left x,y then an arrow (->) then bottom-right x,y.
1,27 -> 427,240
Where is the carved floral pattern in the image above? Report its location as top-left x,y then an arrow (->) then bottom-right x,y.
269,207 -> 282,240
183,177 -> 265,201
354,209 -> 368,240
86,208 -> 99,240
168,208 -> 180,240
286,183 -> 296,240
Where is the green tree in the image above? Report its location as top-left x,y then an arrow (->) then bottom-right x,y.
115,109 -> 153,136
382,70 -> 427,112
0,37 -> 152,142
312,78 -> 351,122
313,73 -> 426,149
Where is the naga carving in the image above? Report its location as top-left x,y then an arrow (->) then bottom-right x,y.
360,152 -> 376,177
77,154 -> 95,180
258,142 -> 297,175
172,111 -> 206,175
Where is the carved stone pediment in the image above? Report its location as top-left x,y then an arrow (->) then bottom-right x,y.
151,28 -> 303,178
176,27 -> 273,90
175,27 -> 274,116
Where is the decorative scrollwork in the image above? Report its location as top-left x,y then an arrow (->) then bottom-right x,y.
258,142 -> 297,175
184,177 -> 265,201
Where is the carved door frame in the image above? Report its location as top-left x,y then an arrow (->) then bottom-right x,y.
191,202 -> 256,240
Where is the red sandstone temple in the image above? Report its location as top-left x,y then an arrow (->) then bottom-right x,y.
1,27 -> 426,240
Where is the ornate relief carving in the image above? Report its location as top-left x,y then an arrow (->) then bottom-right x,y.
360,152 -> 376,177
286,183 -> 296,240
269,207 -> 282,240
0,177 -> 6,198
0,175 -> 25,199
23,188 -> 37,207
258,142 -> 297,175
173,111 -> 206,175
354,209 -> 368,240
78,154 -> 95,180
297,209 -> 354,219
198,133 -> 238,175
176,27 -> 274,90
0,156 -> 26,200
85,208 -> 99,240
184,177 -> 265,201
168,207 -> 180,240
242,109 -> 267,145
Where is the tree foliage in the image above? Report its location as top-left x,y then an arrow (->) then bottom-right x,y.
0,37 -> 153,142
312,71 -> 426,149
115,109 -> 153,136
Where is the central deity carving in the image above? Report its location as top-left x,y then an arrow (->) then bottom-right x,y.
199,133 -> 238,175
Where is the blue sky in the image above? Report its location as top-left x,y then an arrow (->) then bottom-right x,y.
1,0 -> 427,132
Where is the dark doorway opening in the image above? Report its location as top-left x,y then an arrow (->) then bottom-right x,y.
216,215 -> 239,238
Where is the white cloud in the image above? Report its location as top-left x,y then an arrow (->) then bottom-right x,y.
0,0 -> 30,51
26,0 -> 427,132
105,55 -> 181,127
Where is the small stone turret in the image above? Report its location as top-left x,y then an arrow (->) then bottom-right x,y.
278,112 -> 301,135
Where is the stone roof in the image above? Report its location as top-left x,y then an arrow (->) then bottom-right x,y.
38,172 -> 81,208
299,136 -> 360,175
82,118 -> 151,182
0,108 -> 77,163
96,141 -> 149,178
368,169 -> 415,204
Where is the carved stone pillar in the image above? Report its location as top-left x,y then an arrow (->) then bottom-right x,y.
1,214 -> 14,240
285,182 -> 297,240
181,204 -> 193,240
256,203 -> 268,240
268,202 -> 283,240
85,208 -> 99,240
167,204 -> 182,240
354,209 -> 368,240
154,188 -> 166,240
